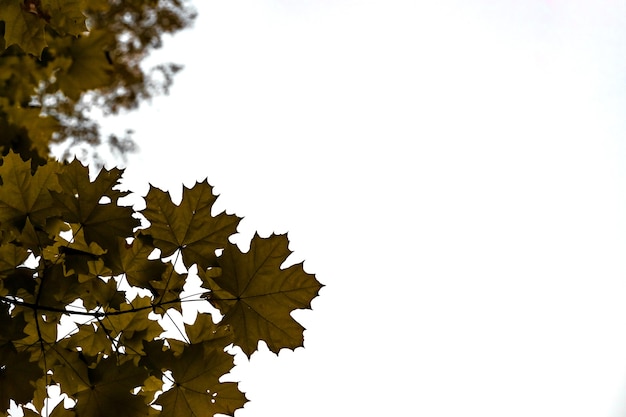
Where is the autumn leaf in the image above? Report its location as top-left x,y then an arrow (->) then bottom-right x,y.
142,180 -> 240,270
201,233 -> 322,356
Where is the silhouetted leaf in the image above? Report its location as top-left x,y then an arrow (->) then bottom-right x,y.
142,181 -> 240,269
156,342 -> 247,417
201,233 -> 322,356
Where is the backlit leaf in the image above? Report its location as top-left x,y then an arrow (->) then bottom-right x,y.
0,150 -> 62,233
73,357 -> 150,417
0,0 -> 47,56
0,345 -> 41,410
53,30 -> 114,99
156,342 -> 247,417
201,233 -> 322,356
52,158 -> 139,250
142,180 -> 240,270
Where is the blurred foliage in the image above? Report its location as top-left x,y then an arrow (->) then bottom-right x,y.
0,0 -> 196,165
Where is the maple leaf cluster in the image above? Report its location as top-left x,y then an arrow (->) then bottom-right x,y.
0,150 -> 322,417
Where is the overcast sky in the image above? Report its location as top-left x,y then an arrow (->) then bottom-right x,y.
75,1 -> 626,416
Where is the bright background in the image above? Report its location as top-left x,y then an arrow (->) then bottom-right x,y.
68,1 -> 626,416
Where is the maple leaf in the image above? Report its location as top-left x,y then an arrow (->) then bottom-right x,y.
79,274 -> 124,311
149,264 -> 186,314
42,0 -> 87,36
35,263 -> 82,311
142,181 -> 240,270
0,344 -> 42,410
2,107 -> 61,159
0,0 -> 86,57
62,323 -> 112,357
53,30 -> 114,100
0,0 -> 47,56
0,302 -> 26,344
72,357 -> 150,417
0,242 -> 33,301
184,313 -> 233,346
51,158 -> 139,250
47,347 -> 90,396
45,225 -> 106,277
103,236 -> 167,288
104,296 -> 163,355
156,342 -> 247,417
0,242 -> 29,276
201,233 -> 322,356
0,150 -> 62,234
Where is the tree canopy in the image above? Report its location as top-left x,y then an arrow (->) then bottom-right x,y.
0,2 -> 322,416
0,0 -> 196,165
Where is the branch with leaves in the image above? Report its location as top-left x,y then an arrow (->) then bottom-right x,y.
0,150 -> 322,417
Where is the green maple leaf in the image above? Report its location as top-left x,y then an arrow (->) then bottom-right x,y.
73,357 -> 150,417
156,342 -> 247,417
0,150 -> 62,234
0,0 -> 47,56
52,159 -> 139,251
201,234 -> 322,356
142,180 -> 240,270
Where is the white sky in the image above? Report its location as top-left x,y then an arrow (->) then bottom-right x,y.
77,1 -> 626,416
